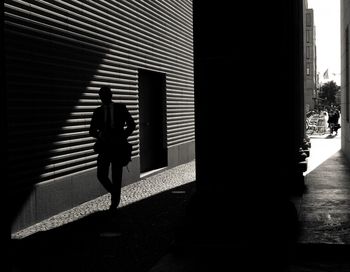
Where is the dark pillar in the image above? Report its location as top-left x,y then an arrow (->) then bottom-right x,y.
188,1 -> 304,269
194,0 -> 304,197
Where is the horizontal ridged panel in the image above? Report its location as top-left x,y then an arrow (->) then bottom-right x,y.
5,0 -> 193,187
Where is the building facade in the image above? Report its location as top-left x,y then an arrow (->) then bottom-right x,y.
5,1 -> 194,232
304,4 -> 317,112
341,0 -> 350,161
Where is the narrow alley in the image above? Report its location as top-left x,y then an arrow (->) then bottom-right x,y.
290,129 -> 350,271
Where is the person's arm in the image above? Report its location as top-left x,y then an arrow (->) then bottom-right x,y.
123,105 -> 136,138
89,109 -> 100,139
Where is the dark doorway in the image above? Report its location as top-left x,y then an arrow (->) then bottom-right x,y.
138,69 -> 167,174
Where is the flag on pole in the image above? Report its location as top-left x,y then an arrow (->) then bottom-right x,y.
323,69 -> 329,79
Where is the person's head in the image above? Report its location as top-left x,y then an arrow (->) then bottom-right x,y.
99,86 -> 112,104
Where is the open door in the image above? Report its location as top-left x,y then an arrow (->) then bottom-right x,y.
138,69 -> 167,174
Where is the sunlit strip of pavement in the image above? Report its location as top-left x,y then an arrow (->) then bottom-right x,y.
304,129 -> 341,176
298,127 -> 350,244
11,160 -> 196,239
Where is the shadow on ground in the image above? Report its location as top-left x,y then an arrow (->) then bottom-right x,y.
289,243 -> 350,272
10,179 -> 350,272
10,182 -> 196,272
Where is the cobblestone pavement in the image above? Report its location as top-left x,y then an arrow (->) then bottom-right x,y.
12,160 -> 196,239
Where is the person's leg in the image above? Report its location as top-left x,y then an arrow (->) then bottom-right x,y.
111,161 -> 123,209
97,154 -> 113,193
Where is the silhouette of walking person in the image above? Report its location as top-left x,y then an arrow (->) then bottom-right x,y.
89,86 -> 135,211
328,106 -> 340,136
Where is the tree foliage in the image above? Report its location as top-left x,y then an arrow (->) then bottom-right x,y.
319,80 -> 340,105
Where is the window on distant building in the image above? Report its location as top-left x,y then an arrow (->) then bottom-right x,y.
306,30 -> 311,43
306,46 -> 311,59
306,13 -> 312,27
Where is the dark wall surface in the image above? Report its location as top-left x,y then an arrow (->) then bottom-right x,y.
5,1 -> 194,232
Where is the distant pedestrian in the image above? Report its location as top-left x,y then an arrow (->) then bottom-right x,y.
328,107 -> 340,135
317,110 -> 328,134
89,86 -> 135,211
322,110 -> 328,132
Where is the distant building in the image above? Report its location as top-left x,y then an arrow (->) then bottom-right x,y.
341,0 -> 350,160
304,2 -> 317,112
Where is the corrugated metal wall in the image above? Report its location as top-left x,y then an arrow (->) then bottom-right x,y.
5,0 -> 194,189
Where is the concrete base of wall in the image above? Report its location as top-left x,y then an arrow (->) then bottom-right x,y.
167,141 -> 195,167
11,141 -> 195,233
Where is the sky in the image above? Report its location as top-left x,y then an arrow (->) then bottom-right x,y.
307,0 -> 341,85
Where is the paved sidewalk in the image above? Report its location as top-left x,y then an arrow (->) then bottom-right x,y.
304,129 -> 341,176
12,161 -> 195,239
288,130 -> 350,271
10,161 -> 197,272
299,132 -> 350,244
